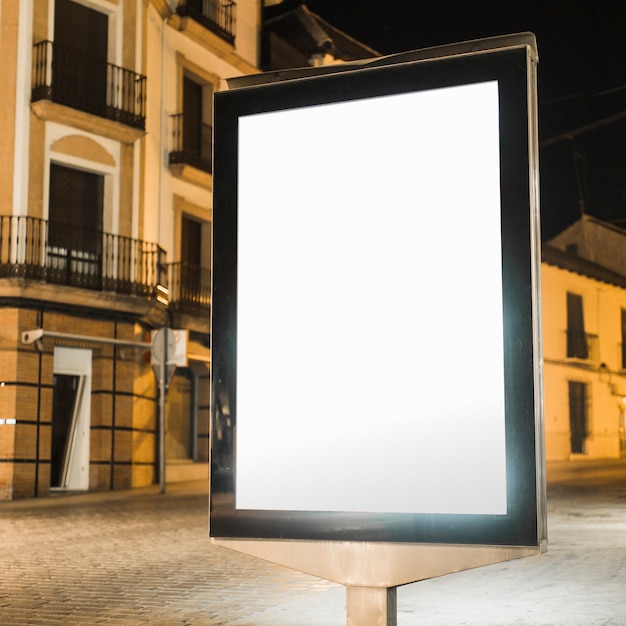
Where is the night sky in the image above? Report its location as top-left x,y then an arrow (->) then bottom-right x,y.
275,0 -> 626,240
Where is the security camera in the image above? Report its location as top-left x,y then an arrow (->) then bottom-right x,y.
22,329 -> 44,344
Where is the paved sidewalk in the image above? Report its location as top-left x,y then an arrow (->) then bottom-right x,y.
1,460 -> 626,625
0,481 -> 341,626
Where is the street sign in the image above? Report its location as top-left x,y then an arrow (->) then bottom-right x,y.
151,327 -> 187,494
151,328 -> 187,388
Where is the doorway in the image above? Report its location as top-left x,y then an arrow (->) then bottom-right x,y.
181,74 -> 213,171
51,374 -> 83,487
51,348 -> 92,490
166,369 -> 194,460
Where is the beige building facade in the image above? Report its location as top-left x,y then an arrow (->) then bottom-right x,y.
0,0 -> 260,500
543,217 -> 626,461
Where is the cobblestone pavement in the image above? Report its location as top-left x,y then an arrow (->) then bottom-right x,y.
1,459 -> 626,625
0,482 -> 342,626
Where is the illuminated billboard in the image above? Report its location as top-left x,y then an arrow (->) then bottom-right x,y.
211,38 -> 543,546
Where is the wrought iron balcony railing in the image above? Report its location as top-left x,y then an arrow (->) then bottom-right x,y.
169,114 -> 213,174
176,0 -> 236,46
167,262 -> 211,314
0,216 -> 166,300
32,41 -> 146,130
565,330 -> 599,361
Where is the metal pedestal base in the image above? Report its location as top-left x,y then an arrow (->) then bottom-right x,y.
213,538 -> 544,625
347,586 -> 397,626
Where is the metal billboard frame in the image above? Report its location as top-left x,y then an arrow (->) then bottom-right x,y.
209,33 -> 545,622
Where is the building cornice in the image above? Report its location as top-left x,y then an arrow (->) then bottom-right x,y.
147,0 -> 174,20
31,101 -> 145,145
542,244 -> 626,289
168,15 -> 260,75
0,279 -> 170,327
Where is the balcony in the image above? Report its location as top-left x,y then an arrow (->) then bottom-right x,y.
0,216 -> 166,300
32,41 -> 146,130
565,330 -> 599,362
176,0 -> 236,46
169,114 -> 213,174
167,262 -> 211,315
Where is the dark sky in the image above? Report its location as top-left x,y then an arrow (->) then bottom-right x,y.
286,0 -> 626,239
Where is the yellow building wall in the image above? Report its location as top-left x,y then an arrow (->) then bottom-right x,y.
542,262 -> 626,460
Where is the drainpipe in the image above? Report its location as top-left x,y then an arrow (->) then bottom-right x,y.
158,7 -> 169,246
158,6 -> 170,491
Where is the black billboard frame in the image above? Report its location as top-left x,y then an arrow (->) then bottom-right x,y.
210,33 -> 545,550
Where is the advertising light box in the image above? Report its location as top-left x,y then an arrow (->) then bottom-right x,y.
211,40 -> 543,546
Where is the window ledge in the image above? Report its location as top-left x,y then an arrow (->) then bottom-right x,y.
169,14 -> 258,76
169,163 -> 213,190
31,100 -> 145,145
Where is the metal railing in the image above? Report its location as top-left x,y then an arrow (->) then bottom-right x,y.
0,216 -> 166,299
167,262 -> 211,314
32,41 -> 146,130
565,330 -> 599,361
169,114 -> 213,174
176,0 -> 236,45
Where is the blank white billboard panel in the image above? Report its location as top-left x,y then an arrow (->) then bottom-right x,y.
235,82 -> 507,515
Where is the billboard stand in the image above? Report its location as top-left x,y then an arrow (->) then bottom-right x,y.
211,538 -> 543,624
346,587 -> 395,626
211,32 -> 544,626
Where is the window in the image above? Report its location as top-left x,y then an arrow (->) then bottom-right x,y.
566,292 -> 588,358
568,381 -> 588,454
170,57 -> 217,175
48,163 -> 104,288
622,309 -> 626,369
183,77 -> 204,165
170,76 -> 213,173
53,0 -> 108,117
175,0 -> 237,46
181,214 -> 202,267
166,369 -> 194,461
166,364 -> 211,462
170,214 -> 211,311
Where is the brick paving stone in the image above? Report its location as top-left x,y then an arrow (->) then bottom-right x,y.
0,482 -> 341,626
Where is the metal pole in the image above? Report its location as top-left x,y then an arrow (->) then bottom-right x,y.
21,328 -> 152,349
159,330 -> 168,494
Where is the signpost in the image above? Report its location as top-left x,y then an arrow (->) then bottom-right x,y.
210,33 -> 545,625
